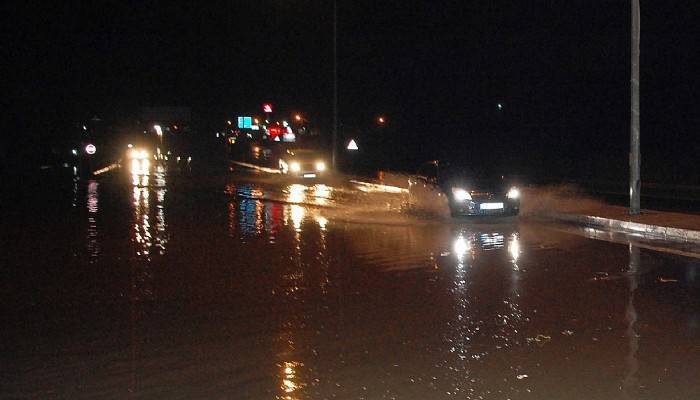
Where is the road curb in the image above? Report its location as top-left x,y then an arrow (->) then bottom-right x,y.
548,212 -> 700,243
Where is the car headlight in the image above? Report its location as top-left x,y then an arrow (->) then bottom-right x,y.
451,187 -> 472,202
290,161 -> 301,172
507,187 -> 520,199
129,149 -> 149,160
315,161 -> 326,172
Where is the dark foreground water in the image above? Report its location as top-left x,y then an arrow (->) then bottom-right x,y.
2,169 -> 699,399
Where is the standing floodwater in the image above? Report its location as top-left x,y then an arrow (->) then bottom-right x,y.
2,170 -> 699,399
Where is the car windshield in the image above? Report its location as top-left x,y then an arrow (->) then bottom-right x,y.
440,164 -> 502,182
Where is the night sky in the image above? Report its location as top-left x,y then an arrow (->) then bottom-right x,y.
5,1 -> 699,181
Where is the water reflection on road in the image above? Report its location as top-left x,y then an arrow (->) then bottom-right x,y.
223,180 -> 541,397
5,173 -> 700,399
213,177 -> 698,398
86,180 -> 100,263
128,166 -> 169,394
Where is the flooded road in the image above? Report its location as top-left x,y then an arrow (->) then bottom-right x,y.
3,169 -> 699,399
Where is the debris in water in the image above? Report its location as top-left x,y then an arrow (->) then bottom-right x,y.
527,334 -> 552,346
516,374 -> 529,380
561,330 -> 574,336
590,272 -> 623,282
658,277 -> 678,283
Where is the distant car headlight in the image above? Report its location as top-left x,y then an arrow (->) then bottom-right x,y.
129,149 -> 150,160
315,161 -> 326,172
451,187 -> 472,202
130,158 -> 151,175
507,187 -> 520,199
290,161 -> 301,172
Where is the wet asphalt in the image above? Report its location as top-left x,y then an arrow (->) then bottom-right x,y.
2,168 -> 699,399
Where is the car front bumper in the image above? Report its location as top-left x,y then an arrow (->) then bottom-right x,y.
449,198 -> 520,216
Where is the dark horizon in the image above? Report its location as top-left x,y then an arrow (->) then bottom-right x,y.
4,1 -> 699,183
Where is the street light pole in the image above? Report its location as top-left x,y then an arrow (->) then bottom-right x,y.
331,0 -> 338,169
630,0 -> 641,214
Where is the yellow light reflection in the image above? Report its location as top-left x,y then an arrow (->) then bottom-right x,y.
315,215 -> 328,230
508,233 -> 520,265
453,235 -> 470,260
283,379 -> 296,393
256,200 -> 265,234
290,205 -> 304,232
86,181 -> 100,261
279,361 -> 304,398
313,184 -> 331,205
130,158 -> 151,175
130,169 -> 168,258
133,186 -> 151,257
287,184 -> 307,204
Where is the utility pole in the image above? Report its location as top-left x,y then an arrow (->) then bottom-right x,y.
630,0 -> 641,214
331,0 -> 338,169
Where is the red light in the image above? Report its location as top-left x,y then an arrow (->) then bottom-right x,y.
268,126 -> 282,137
262,103 -> 273,113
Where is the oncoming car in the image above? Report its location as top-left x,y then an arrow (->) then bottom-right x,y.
127,147 -> 152,175
408,160 -> 521,217
278,148 -> 328,178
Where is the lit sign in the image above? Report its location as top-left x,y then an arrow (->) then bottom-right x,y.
347,139 -> 359,151
237,116 -> 252,129
262,103 -> 273,113
85,144 -> 96,154
268,126 -> 283,138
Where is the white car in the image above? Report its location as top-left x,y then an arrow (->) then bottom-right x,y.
278,148 -> 328,178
